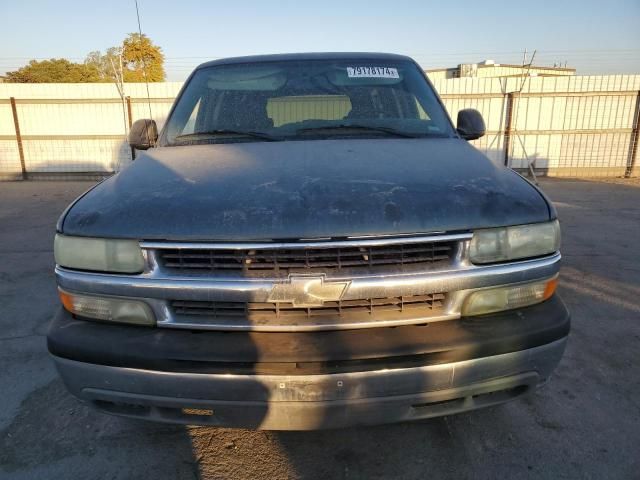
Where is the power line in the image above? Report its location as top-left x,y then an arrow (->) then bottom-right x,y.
1,48 -> 639,61
134,0 -> 154,129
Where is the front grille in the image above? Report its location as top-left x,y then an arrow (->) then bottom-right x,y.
157,241 -> 455,276
171,293 -> 446,320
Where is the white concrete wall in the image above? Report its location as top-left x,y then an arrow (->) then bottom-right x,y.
1,76 -> 639,177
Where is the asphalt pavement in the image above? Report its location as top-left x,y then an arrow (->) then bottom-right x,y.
0,178 -> 638,479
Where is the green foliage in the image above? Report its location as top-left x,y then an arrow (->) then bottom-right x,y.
121,33 -> 165,82
85,33 -> 165,83
6,33 -> 166,83
84,48 -> 121,82
5,59 -> 102,83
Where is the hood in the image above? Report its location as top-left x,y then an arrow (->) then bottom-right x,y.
61,138 -> 551,241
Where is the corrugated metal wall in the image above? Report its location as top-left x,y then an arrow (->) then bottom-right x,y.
1,75 -> 639,179
433,75 -> 640,176
0,83 -> 182,178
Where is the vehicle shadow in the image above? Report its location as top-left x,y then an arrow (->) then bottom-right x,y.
184,146 -> 566,478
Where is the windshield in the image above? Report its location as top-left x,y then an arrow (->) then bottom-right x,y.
161,58 -> 455,145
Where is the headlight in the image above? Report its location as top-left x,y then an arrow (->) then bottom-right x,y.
469,220 -> 560,264
462,277 -> 557,316
59,289 -> 156,326
54,234 -> 145,273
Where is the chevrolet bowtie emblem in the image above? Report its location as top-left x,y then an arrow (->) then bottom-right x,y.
268,275 -> 351,307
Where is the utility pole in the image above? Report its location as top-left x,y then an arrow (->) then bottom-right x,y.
110,52 -> 131,169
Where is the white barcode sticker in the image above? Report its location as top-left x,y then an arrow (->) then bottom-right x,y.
347,66 -> 399,79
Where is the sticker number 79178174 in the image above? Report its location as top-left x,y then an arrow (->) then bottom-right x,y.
346,66 -> 399,79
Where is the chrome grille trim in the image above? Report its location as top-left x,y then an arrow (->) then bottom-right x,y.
145,234 -> 468,278
156,242 -> 456,274
140,233 -> 472,251
55,253 -> 561,331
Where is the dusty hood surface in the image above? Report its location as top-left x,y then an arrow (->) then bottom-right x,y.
61,138 -> 551,240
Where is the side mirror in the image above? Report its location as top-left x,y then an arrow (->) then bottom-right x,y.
456,109 -> 486,141
128,119 -> 158,150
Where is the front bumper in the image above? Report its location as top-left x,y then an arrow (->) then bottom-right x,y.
52,338 -> 566,430
49,297 -> 570,430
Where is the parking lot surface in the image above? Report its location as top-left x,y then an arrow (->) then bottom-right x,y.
1,178 -> 638,479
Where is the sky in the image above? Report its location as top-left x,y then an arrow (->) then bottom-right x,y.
1,0 -> 639,81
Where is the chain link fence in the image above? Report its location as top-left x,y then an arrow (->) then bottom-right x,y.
436,75 -> 640,178
0,83 -> 180,180
1,76 -> 639,180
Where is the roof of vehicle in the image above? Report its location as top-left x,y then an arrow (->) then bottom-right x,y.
196,52 -> 415,69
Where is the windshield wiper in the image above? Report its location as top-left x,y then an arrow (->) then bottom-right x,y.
174,129 -> 280,142
294,124 -> 423,139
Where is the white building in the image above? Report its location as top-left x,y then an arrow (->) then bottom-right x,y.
426,60 -> 575,80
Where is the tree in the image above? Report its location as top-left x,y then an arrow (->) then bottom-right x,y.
5,33 -> 166,83
121,33 -> 165,82
85,33 -> 165,82
5,59 -> 102,83
85,47 -> 124,82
